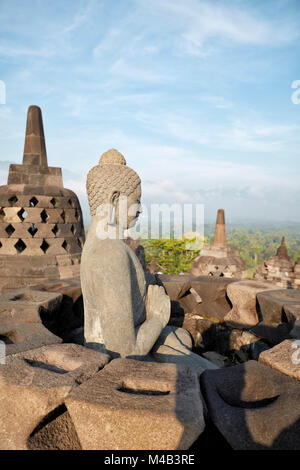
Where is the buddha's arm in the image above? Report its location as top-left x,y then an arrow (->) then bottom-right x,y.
130,285 -> 170,356
92,245 -> 170,358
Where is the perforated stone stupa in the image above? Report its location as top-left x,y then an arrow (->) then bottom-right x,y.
191,209 -> 247,279
294,257 -> 300,289
255,237 -> 296,289
0,105 -> 85,292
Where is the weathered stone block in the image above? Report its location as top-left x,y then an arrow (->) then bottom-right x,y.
224,280 -> 277,328
257,289 -> 300,325
25,222 -> 57,238
0,322 -> 61,355
15,238 -> 45,255
259,339 -> 300,380
201,360 -> 300,449
1,207 -> 23,223
63,209 -> 77,223
42,208 -> 65,224
30,278 -> 83,340
0,344 -> 109,449
0,238 -> 21,255
0,288 -> 62,324
251,289 -> 300,343
159,274 -> 191,300
27,408 -> 82,450
285,304 -> 300,338
24,207 -> 46,223
190,276 -> 237,301
2,222 -> 33,239
66,358 -> 205,450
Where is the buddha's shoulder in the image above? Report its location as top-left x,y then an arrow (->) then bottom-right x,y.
84,238 -> 130,259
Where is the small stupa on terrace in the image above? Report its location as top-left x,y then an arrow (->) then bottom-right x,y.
191,209 -> 247,279
255,237 -> 296,288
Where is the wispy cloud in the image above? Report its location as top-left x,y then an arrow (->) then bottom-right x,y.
62,0 -> 95,34
140,0 -> 299,56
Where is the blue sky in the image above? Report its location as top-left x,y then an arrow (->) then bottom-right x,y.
0,0 -> 300,226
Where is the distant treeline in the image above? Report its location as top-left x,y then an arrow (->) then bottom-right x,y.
206,224 -> 300,267
141,224 -> 300,274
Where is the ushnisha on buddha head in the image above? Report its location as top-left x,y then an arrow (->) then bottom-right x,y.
86,149 -> 142,239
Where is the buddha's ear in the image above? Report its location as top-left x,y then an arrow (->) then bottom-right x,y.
109,190 -> 120,208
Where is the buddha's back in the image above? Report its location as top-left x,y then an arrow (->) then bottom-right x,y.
81,233 -> 147,352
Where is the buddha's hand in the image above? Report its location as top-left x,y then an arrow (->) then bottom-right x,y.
146,285 -> 170,327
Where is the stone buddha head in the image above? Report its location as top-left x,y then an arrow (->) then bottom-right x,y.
86,149 -> 142,237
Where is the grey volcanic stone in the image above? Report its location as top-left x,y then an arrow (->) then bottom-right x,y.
158,274 -> 191,301
66,358 -> 205,450
252,289 -> 300,344
189,276 -> 236,322
0,322 -> 61,356
259,340 -> 300,381
27,407 -> 81,450
0,344 -> 109,449
286,304 -> 300,339
224,280 -> 277,328
0,288 -> 63,324
200,360 -> 300,449
150,325 -> 219,377
250,340 -> 271,360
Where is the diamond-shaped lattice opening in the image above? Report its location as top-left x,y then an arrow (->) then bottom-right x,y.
8,195 -> 18,206
40,239 -> 49,253
29,197 -> 38,207
75,209 -> 79,221
0,241 -> 2,249
70,224 -> 75,235
68,198 -> 73,207
61,211 -> 65,222
52,224 -> 58,236
28,224 -> 38,237
5,224 -> 15,237
40,209 -> 48,223
15,239 -> 26,253
77,238 -> 82,249
17,209 -> 27,222
62,240 -> 69,252
0,209 -> 5,221
50,198 -> 56,207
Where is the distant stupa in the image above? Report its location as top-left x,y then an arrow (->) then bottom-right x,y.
294,257 -> 300,289
0,105 -> 85,292
212,209 -> 226,247
255,236 -> 296,288
191,209 -> 247,279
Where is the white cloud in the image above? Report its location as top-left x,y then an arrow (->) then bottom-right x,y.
93,28 -> 122,57
62,0 -> 95,34
138,0 -> 299,56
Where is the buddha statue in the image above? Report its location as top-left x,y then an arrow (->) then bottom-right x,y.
81,149 -> 217,373
81,149 -> 171,357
